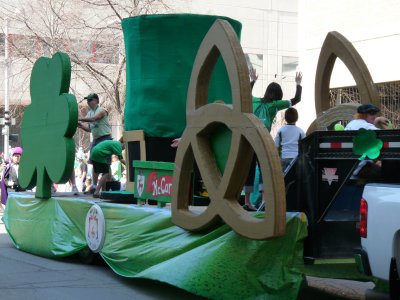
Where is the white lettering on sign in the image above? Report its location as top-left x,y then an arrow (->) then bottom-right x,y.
152,176 -> 172,197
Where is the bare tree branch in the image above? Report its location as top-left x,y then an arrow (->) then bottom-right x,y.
105,0 -> 123,21
0,0 -> 171,149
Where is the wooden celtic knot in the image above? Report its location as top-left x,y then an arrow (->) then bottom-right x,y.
306,103 -> 359,135
171,20 -> 286,240
308,31 -> 379,133
315,31 -> 379,114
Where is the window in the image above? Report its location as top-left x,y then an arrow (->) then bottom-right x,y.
245,53 -> 263,72
282,56 -> 298,74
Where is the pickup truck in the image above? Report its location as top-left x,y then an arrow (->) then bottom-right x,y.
356,183 -> 400,299
289,129 -> 400,260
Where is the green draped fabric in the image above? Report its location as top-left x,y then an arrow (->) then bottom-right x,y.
3,194 -> 307,299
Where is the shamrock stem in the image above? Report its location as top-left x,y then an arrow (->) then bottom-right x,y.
35,165 -> 52,199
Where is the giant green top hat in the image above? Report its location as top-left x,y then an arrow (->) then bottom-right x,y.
122,14 -> 242,138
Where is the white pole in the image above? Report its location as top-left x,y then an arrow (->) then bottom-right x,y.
3,18 -> 9,160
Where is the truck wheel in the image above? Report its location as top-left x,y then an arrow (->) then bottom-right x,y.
390,258 -> 400,300
78,247 -> 95,264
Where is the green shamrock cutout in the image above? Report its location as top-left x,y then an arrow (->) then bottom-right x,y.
19,52 -> 78,198
352,128 -> 383,160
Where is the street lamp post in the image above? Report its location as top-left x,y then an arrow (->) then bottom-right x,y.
3,18 -> 9,159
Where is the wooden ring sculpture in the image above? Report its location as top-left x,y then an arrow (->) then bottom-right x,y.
171,20 -> 286,240
306,103 -> 359,135
308,31 -> 379,133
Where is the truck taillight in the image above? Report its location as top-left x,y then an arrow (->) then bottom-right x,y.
360,198 -> 368,238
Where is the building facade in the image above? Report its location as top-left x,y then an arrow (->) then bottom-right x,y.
0,0 -> 300,154
298,0 -> 400,130
169,0 -> 299,99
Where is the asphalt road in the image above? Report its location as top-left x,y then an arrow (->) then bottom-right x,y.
0,205 -> 388,300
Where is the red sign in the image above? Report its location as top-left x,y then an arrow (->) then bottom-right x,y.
146,171 -> 173,198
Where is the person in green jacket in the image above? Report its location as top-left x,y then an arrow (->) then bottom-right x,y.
243,69 -> 303,211
90,140 -> 123,198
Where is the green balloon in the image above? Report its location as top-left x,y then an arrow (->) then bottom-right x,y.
352,128 -> 383,160
334,123 -> 345,131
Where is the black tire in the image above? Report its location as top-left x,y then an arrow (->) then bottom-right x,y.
390,258 -> 400,300
78,247 -> 95,264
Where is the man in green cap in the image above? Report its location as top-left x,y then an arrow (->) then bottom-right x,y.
78,93 -> 112,191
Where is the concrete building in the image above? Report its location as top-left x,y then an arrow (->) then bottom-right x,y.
0,0 -> 300,154
7,1 -> 399,153
298,0 -> 400,130
169,0 -> 300,102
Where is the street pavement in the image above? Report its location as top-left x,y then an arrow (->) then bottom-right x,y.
0,206 -> 206,300
300,277 -> 387,300
0,205 -> 389,300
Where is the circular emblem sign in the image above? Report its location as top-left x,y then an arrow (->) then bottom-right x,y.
85,204 -> 106,253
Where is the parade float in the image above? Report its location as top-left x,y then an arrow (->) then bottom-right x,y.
2,13 -> 392,299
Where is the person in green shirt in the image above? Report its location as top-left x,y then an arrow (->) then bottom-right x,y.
90,140 -> 123,198
111,154 -> 123,181
243,69 -> 303,211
